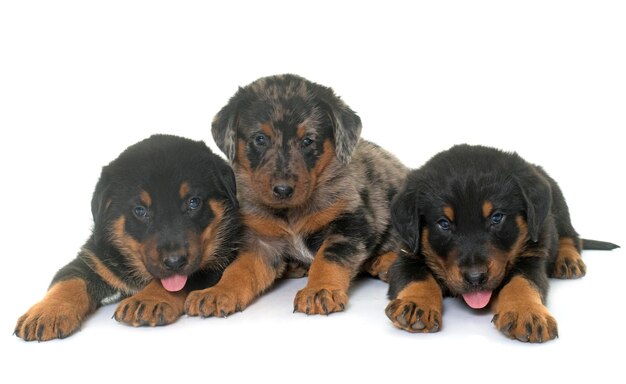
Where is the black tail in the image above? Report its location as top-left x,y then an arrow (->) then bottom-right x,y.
582,239 -> 620,250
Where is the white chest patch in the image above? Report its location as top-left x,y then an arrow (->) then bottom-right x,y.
100,291 -> 123,306
290,234 -> 316,262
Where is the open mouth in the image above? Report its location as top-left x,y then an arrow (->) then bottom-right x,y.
160,274 -> 188,292
461,290 -> 493,309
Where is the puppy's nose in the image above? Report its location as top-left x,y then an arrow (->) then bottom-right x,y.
273,185 -> 294,199
463,269 -> 487,286
163,253 -> 188,271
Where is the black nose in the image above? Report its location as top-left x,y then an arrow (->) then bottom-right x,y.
463,270 -> 488,286
273,185 -> 294,199
163,254 -> 188,271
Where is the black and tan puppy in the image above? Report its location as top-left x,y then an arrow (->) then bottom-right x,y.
15,134 -> 239,341
185,74 -> 408,317
387,144 -> 619,342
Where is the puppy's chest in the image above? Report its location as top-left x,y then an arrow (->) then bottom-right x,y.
273,223 -> 326,264
246,215 -> 327,264
243,201 -> 345,263
284,232 -> 317,263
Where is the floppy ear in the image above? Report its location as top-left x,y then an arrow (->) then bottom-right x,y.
91,167 -> 113,235
317,90 -> 362,164
514,166 -> 552,243
213,157 -> 238,209
211,87 -> 247,162
390,178 -> 421,255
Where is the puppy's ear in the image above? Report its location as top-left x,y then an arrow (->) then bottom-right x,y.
213,157 -> 238,209
91,167 -> 112,236
317,89 -> 362,164
212,87 -> 247,162
390,177 -> 421,255
515,166 -> 552,242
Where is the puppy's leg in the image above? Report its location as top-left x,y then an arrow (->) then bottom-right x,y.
385,256 -> 442,332
15,278 -> 93,341
492,274 -> 558,343
551,237 -> 586,279
114,280 -> 187,326
15,244 -> 126,341
536,168 -> 586,279
293,234 -> 369,315
362,251 -> 398,282
185,250 -> 281,317
293,257 -> 351,315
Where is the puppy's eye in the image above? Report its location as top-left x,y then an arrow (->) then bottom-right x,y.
491,212 -> 505,225
437,218 -> 451,231
133,206 -> 148,219
301,137 -> 314,148
254,134 -> 268,147
188,197 -> 202,211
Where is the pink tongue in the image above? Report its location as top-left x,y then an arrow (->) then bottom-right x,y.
161,274 -> 188,292
462,290 -> 493,309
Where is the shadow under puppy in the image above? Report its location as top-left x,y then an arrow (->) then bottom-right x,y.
185,74 -> 408,317
15,134 -> 240,341
387,144 -> 619,342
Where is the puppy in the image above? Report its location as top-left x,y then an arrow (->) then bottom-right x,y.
185,74 -> 408,317
15,134 -> 239,341
386,144 -> 619,342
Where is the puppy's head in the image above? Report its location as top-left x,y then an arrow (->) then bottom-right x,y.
391,145 -> 551,309
91,134 -> 237,292
211,74 -> 361,208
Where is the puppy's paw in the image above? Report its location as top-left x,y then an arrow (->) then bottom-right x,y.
15,302 -> 84,341
114,296 -> 184,327
281,260 -> 309,279
293,287 -> 348,315
552,238 -> 586,279
385,298 -> 441,333
492,304 -> 558,343
362,252 -> 397,282
552,253 -> 586,279
15,280 -> 91,342
185,287 -> 244,318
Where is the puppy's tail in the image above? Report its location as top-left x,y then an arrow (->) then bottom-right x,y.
582,239 -> 620,250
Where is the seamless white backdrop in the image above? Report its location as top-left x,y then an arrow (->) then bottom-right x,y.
1,1 -> 625,383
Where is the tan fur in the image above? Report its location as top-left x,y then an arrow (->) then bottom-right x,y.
482,201 -> 493,218
385,274 -> 443,333
552,237 -> 586,278
15,279 -> 93,341
185,250 -> 281,317
492,275 -> 558,342
83,247 -> 133,294
108,217 -> 153,284
114,280 -> 187,326
179,182 -> 190,199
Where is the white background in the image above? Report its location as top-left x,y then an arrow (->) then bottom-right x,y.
1,1 -> 625,383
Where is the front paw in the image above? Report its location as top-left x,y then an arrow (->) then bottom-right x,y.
15,303 -> 84,341
492,305 -> 558,343
293,287 -> 348,315
114,296 -> 184,327
185,287 -> 243,318
385,298 -> 441,333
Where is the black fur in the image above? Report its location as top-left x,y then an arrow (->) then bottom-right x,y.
15,134 -> 241,341
386,144 -> 619,342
